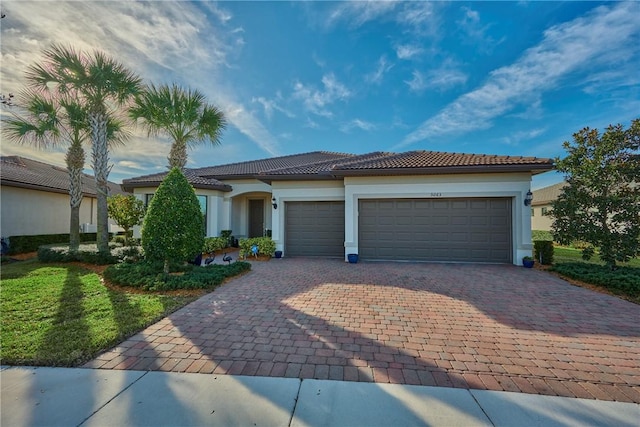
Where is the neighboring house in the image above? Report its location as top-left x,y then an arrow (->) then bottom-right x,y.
531,182 -> 567,231
0,156 -> 126,238
122,150 -> 553,265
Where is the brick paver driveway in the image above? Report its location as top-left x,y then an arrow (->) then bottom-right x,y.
86,259 -> 640,403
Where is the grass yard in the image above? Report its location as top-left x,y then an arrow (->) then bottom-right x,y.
0,259 -> 198,366
553,246 -> 640,268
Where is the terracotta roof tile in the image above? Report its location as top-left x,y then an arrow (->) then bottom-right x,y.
194,151 -> 353,178
331,150 -> 553,171
259,152 -> 394,176
1,156 -> 125,196
120,169 -> 231,192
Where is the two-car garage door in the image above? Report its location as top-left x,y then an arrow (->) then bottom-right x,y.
359,198 -> 512,263
284,198 -> 512,263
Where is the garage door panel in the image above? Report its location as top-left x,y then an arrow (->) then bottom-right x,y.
359,198 -> 511,263
286,201 -> 344,257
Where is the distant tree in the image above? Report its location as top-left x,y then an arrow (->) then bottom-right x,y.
551,119 -> 640,269
129,83 -> 226,169
141,168 -> 204,273
107,194 -> 145,245
26,44 -> 142,255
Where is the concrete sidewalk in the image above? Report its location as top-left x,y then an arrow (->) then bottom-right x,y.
2,366 -> 638,426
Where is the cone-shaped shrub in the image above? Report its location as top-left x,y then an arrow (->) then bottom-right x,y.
142,167 -> 204,273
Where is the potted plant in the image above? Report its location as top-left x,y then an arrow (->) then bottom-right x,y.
347,253 -> 359,264
522,256 -> 535,268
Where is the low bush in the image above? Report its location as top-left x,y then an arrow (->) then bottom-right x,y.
551,262 -> 640,301
38,244 -> 119,265
5,233 -> 105,254
104,260 -> 251,291
238,237 -> 276,258
203,237 -> 228,253
532,230 -> 554,242
534,241 -> 554,265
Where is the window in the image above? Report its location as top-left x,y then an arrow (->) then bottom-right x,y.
531,208 -> 535,217
198,195 -> 208,234
541,207 -> 549,216
144,193 -> 154,208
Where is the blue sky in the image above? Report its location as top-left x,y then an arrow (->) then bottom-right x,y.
1,1 -> 638,189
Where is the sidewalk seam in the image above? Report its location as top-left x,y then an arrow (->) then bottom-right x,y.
288,378 -> 304,427
76,370 -> 149,427
469,390 -> 496,427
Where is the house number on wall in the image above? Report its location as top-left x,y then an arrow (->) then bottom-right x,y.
430,192 -> 443,197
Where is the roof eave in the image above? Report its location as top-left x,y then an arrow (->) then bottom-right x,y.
257,173 -> 340,184
329,164 -> 554,177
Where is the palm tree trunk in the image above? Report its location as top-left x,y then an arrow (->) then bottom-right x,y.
168,142 -> 188,170
67,142 -> 85,253
90,111 -> 111,255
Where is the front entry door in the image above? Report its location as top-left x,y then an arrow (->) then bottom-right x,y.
248,199 -> 264,238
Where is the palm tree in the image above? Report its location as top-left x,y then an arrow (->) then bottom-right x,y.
25,44 -> 142,255
129,83 -> 226,169
3,92 -> 87,252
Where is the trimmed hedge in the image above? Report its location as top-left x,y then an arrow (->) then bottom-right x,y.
534,240 -> 554,265
203,237 -> 228,253
103,260 -> 251,291
36,243 -> 141,265
551,262 -> 640,299
5,233 -> 105,255
532,230 -> 554,242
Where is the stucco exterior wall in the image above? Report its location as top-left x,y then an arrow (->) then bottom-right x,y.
343,173 -> 534,265
1,186 -> 96,237
531,203 -> 554,231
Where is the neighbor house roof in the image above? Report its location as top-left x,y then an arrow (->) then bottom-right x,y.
532,182 -> 567,206
0,156 -> 125,196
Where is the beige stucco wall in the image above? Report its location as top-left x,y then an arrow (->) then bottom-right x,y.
531,203 -> 554,231
1,186 -> 96,237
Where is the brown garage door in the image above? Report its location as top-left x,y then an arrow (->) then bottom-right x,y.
359,198 -> 512,263
285,201 -> 345,257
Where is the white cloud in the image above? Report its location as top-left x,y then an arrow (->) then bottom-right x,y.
251,95 -> 295,120
365,56 -> 394,85
326,1 -> 397,28
405,60 -> 468,93
456,6 -> 503,53
293,73 -> 352,118
340,119 -> 376,133
395,44 -> 424,60
401,2 -> 640,147
501,128 -> 547,146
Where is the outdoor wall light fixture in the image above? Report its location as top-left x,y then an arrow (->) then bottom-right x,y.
272,197 -> 278,210
524,190 -> 533,207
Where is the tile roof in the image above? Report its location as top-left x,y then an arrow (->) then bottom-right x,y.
327,150 -> 554,176
193,151 -> 353,178
120,168 -> 232,192
258,152 -> 394,178
1,156 -> 125,196
532,182 -> 567,205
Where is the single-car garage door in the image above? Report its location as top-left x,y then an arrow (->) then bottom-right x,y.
359,198 -> 512,263
285,201 -> 345,257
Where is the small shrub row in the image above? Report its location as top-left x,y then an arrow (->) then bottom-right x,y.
238,237 -> 276,258
534,241 -> 554,265
551,262 -> 640,299
103,260 -> 251,291
5,233 -> 107,254
37,243 -> 143,265
203,237 -> 228,253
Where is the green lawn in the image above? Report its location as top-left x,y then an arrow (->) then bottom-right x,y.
0,259 -> 198,366
553,246 -> 640,267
